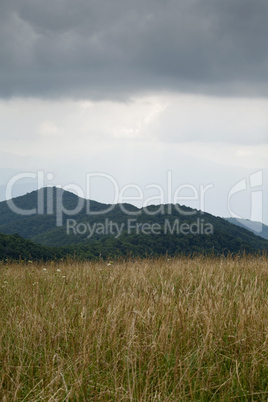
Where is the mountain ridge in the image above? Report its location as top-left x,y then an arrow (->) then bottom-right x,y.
225,217 -> 268,240
0,187 -> 267,259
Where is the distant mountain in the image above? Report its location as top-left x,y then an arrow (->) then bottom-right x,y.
0,187 -> 267,259
225,218 -> 268,240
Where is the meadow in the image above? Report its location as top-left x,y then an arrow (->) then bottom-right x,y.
0,256 -> 267,401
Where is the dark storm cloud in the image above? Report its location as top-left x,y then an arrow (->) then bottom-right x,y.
1,0 -> 268,99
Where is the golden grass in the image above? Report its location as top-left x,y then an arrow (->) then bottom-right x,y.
0,256 -> 268,401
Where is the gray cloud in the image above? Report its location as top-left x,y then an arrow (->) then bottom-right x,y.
1,0 -> 268,99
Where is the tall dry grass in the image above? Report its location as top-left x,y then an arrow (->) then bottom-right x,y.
0,256 -> 267,401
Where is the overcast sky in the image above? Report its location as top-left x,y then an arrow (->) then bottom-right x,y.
0,0 -> 267,224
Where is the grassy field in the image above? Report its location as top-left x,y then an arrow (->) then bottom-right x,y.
0,256 -> 268,401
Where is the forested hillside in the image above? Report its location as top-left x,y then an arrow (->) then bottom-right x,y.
0,187 -> 267,260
